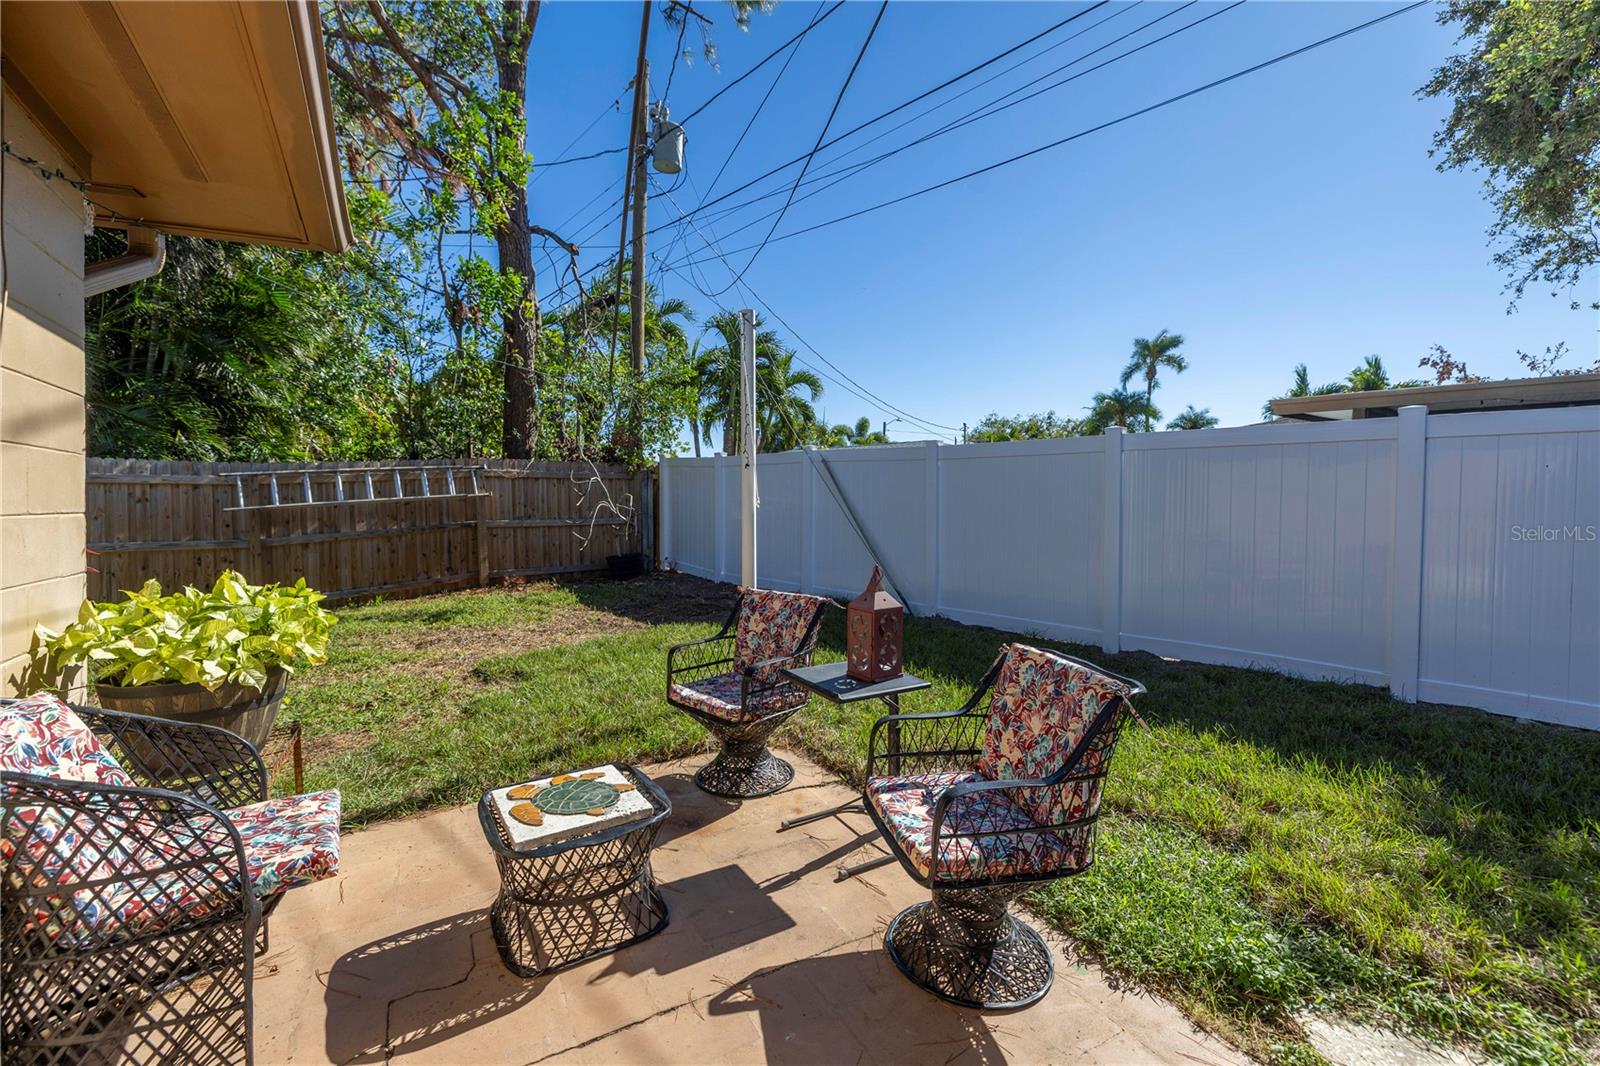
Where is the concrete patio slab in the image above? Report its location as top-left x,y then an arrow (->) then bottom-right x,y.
253,753 -> 1248,1065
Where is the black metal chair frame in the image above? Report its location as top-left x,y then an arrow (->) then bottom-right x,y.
665,592 -> 829,798
861,650 -> 1147,1010
2,700 -> 282,1065
476,765 -> 671,977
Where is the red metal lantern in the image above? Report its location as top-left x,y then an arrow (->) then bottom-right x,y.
847,565 -> 903,683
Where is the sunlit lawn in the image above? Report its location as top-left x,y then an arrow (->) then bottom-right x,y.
278,573 -> 1599,1066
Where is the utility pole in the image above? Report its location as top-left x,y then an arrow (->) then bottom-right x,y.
630,62 -> 649,381
739,308 -> 759,587
962,421 -> 968,444
610,0 -> 651,424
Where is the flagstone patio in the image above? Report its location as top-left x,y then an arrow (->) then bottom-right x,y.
253,752 -> 1247,1065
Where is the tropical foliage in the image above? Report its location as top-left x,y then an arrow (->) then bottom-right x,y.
39,572 -> 337,691
1085,388 -> 1161,433
84,191 -> 411,461
1424,0 -> 1600,304
1166,406 -> 1218,430
1345,354 -> 1424,393
967,411 -> 1080,442
819,417 -> 890,447
1119,330 -> 1188,430
1262,357 -> 1423,419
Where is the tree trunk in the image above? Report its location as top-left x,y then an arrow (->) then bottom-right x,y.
497,12 -> 539,459
691,409 -> 701,458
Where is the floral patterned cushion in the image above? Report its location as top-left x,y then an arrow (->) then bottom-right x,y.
670,671 -> 809,723
977,645 -> 1132,829
9,805 -> 257,944
867,772 -> 1088,881
734,588 -> 828,685
225,789 -> 341,898
0,694 -> 135,788
1,788 -> 340,946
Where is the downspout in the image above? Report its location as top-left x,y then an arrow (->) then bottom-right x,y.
84,226 -> 165,296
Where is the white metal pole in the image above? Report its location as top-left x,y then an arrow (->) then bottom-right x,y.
739,308 -> 758,588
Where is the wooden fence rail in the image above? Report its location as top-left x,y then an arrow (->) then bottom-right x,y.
87,459 -> 647,603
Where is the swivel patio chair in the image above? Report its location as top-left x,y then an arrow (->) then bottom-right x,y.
2,692 -> 341,1065
666,587 -> 830,797
863,643 -> 1144,1009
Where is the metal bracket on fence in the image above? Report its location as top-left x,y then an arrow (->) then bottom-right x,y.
225,465 -> 489,510
804,449 -> 912,614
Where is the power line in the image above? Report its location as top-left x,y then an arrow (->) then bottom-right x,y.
531,85 -> 629,185
703,0 -> 889,297
670,0 -> 1431,272
550,1 -> 1126,311
662,0 -> 692,104
678,0 -> 849,125
700,0 -> 828,206
651,175 -> 961,440
664,0 -> 1227,255
656,1 -> 1112,236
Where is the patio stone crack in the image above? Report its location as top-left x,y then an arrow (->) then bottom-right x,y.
518,931 -> 876,1065
375,919 -> 488,1065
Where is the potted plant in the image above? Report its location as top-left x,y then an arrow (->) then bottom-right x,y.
605,505 -> 646,580
38,571 -> 336,748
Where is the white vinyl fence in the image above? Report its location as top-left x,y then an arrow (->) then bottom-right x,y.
661,406 -> 1600,730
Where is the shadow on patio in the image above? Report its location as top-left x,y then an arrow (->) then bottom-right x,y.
251,753 -> 1240,1065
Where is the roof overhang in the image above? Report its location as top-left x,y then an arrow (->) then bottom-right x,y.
1,0 -> 351,253
1270,372 -> 1600,421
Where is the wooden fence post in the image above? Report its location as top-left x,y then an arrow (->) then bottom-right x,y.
475,490 -> 493,587
242,507 -> 264,582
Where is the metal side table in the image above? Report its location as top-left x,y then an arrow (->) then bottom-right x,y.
477,765 -> 671,976
776,662 -> 931,880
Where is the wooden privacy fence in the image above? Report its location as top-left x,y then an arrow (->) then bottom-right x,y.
87,459 -> 648,603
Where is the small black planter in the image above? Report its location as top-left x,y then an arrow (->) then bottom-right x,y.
606,552 -> 646,580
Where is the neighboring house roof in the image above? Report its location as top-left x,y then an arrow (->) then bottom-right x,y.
1269,372 -> 1600,421
1,0 -> 351,253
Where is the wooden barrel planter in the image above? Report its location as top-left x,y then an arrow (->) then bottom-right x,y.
96,667 -> 288,750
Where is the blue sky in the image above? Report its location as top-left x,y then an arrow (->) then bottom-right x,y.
522,1 -> 1597,441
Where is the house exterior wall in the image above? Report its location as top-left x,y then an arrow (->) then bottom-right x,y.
1,92 -> 87,695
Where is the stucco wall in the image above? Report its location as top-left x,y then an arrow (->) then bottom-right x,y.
1,91 -> 87,695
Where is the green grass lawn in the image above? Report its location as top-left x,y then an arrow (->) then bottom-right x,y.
277,574 -> 1599,1065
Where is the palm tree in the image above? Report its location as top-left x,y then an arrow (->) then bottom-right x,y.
1167,405 -> 1219,430
686,338 -> 711,458
1262,363 -> 1345,420
693,311 -> 820,454
818,415 -> 888,447
695,310 -> 780,454
756,349 -> 823,452
1119,330 -> 1188,430
1345,354 -> 1422,392
1084,388 -> 1160,433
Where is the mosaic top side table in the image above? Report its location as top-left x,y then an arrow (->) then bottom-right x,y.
476,764 -> 671,977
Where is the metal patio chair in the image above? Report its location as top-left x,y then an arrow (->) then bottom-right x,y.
2,693 -> 340,1064
862,643 -> 1145,1009
666,588 -> 831,797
